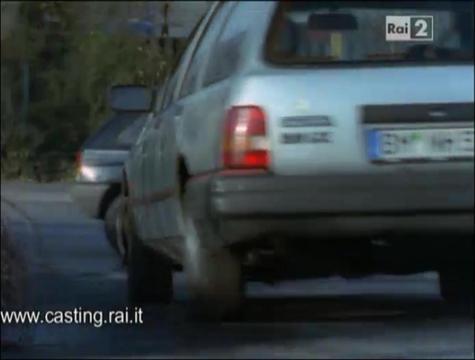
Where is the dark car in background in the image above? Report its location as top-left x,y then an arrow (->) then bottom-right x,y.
71,85 -> 154,257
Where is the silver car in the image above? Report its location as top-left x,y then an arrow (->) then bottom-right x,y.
122,1 -> 474,319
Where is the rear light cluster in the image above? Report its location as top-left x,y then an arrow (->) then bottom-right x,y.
75,152 -> 83,171
223,106 -> 270,169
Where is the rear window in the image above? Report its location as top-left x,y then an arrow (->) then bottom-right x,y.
266,1 -> 474,65
82,113 -> 148,151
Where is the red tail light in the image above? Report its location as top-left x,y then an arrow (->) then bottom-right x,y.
75,151 -> 83,171
223,106 -> 270,169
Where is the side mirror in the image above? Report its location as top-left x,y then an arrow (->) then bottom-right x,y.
108,85 -> 154,112
308,13 -> 358,31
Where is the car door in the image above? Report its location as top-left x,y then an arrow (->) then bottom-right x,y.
141,72 -> 192,260
139,3 -> 229,256
146,73 -> 183,250
141,79 -> 169,241
127,113 -> 154,238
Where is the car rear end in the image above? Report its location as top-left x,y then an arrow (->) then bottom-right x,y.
193,1 -> 474,281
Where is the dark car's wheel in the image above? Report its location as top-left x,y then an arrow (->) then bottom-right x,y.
181,195 -> 244,321
123,200 -> 173,306
115,197 -> 128,264
439,265 -> 474,307
104,197 -> 122,253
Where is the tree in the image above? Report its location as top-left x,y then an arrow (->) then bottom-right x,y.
1,1 -> 173,181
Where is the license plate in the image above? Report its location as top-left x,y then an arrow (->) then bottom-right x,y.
367,128 -> 474,162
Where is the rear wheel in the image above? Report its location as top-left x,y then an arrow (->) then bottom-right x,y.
181,186 -> 244,321
104,197 -> 122,253
185,239 -> 244,321
439,265 -> 474,307
124,201 -> 173,306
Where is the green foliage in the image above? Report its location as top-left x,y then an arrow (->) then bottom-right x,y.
0,122 -> 44,180
1,1 -> 173,181
65,30 -> 172,130
1,219 -> 27,310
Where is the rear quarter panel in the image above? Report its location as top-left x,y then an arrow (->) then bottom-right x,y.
178,2 -> 274,175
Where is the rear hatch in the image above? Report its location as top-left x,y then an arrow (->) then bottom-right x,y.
248,66 -> 474,176
249,1 -> 474,176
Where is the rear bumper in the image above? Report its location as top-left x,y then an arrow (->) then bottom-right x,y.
70,183 -> 111,219
187,170 -> 474,245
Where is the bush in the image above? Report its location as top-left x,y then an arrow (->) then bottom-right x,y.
1,1 -> 174,181
0,121 -> 44,181
0,219 -> 26,311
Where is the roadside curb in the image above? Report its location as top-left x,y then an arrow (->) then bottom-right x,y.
1,181 -> 73,204
0,195 -> 43,266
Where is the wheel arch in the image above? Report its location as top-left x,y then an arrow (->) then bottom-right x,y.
99,183 -> 122,219
122,169 -> 130,198
177,155 -> 191,196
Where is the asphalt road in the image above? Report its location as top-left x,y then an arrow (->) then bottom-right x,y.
1,181 -> 474,359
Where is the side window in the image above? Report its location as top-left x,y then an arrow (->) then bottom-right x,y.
83,113 -> 146,150
117,115 -> 148,148
179,3 -> 234,98
158,14 -> 208,111
204,3 -> 252,86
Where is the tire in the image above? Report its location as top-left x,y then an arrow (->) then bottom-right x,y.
439,265 -> 474,306
115,197 -> 128,264
181,196 -> 244,321
123,200 -> 173,306
104,197 -> 122,254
